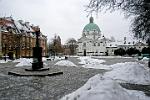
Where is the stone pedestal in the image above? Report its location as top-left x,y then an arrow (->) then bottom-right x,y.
32,47 -> 43,70
8,67 -> 63,76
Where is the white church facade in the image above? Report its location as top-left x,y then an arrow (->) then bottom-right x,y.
77,17 -> 148,56
77,17 -> 107,56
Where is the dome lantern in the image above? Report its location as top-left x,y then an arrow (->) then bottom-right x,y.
90,16 -> 94,23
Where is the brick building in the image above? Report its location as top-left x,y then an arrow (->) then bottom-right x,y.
0,17 -> 47,59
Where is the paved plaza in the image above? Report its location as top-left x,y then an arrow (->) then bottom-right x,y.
0,57 -> 149,100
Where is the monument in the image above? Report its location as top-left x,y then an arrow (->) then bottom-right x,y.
8,29 -> 63,76
25,29 -> 49,71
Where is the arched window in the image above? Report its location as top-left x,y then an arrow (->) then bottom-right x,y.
83,43 -> 86,47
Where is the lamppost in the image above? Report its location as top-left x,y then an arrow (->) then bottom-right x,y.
26,29 -> 49,71
4,44 -> 7,61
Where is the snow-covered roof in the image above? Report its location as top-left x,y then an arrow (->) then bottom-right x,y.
14,20 -> 23,31
14,20 -> 34,33
106,36 -> 147,48
106,42 -> 118,47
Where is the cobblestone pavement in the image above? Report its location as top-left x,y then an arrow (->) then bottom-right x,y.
0,57 -> 149,100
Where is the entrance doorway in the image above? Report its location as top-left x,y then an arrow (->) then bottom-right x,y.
84,49 -> 86,56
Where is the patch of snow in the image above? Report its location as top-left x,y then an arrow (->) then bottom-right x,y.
78,56 -> 109,69
42,57 -> 47,61
55,60 -> 77,67
78,56 -> 105,65
13,58 -> 31,63
15,58 -> 32,67
46,56 -> 65,61
0,60 -> 8,63
141,57 -> 149,62
92,56 -> 132,59
126,90 -> 150,100
61,74 -> 150,100
15,58 -> 47,67
104,62 -> 150,85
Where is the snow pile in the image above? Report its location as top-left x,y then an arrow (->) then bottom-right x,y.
141,57 -> 149,64
78,57 -> 108,69
42,57 -> 47,61
55,60 -> 77,67
15,58 -> 32,67
104,62 -> 150,85
61,74 -> 149,100
0,60 -> 8,63
78,57 -> 105,65
142,57 -> 149,61
126,90 -> 150,100
13,58 -> 32,63
46,56 -> 65,61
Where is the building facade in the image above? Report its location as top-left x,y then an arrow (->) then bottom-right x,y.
0,17 -> 47,59
77,17 -> 148,56
77,17 -> 107,56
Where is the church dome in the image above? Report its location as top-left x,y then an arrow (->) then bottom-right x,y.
83,17 -> 101,33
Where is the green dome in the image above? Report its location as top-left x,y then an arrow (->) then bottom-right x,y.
83,17 -> 101,32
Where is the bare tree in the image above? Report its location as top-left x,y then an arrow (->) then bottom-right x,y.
66,38 -> 78,55
48,35 -> 63,56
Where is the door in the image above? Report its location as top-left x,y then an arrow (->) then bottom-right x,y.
84,49 -> 86,56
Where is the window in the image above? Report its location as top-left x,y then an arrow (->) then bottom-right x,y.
3,35 -> 6,39
83,43 -> 86,47
93,43 -> 96,46
133,41 -> 135,44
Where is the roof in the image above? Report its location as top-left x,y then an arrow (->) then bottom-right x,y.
83,17 -> 101,33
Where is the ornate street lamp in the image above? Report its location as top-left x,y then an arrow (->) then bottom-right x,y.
26,29 -> 49,71
32,30 -> 43,70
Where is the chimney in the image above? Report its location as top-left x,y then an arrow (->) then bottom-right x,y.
18,20 -> 23,24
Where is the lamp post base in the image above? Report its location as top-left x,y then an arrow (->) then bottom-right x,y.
32,62 -> 43,70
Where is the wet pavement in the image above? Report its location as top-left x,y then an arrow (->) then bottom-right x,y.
0,57 -> 149,100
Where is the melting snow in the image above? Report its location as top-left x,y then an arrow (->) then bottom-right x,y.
15,58 -> 32,67
104,62 -> 150,85
78,57 -> 105,65
77,57 -> 108,69
55,60 -> 77,67
0,60 -> 8,63
61,74 -> 150,100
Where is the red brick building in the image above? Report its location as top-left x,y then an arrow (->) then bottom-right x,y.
0,17 -> 47,59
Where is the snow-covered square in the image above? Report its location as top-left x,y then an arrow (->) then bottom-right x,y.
0,56 -> 150,100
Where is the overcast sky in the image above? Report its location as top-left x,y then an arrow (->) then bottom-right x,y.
0,0 -> 132,44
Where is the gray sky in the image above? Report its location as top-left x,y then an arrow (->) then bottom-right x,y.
0,0 -> 131,44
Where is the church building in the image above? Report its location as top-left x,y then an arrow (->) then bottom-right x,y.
77,17 -> 148,56
77,17 -> 107,56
